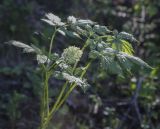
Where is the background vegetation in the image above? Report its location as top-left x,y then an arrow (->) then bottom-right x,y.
0,0 -> 160,129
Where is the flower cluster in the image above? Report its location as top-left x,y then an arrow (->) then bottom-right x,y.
42,13 -> 65,26
62,72 -> 89,89
61,46 -> 83,65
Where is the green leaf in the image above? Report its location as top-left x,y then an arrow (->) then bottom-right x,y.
58,28 -> 81,38
73,26 -> 89,37
76,19 -> 95,26
89,50 -> 100,59
116,54 -> 132,70
90,46 -> 151,75
100,55 -> 122,74
93,25 -> 111,35
89,48 -> 121,74
118,32 -> 138,43
57,28 -> 66,36
109,36 -> 134,55
7,40 -> 51,64
120,40 -> 134,55
6,40 -> 35,53
41,19 -> 56,26
65,30 -> 81,38
120,53 -> 152,69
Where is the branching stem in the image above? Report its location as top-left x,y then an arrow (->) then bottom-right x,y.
40,36 -> 92,129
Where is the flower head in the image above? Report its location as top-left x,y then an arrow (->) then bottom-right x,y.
61,46 -> 83,65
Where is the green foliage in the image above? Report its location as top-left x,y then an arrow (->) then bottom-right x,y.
6,12 -> 151,129
0,0 -> 159,129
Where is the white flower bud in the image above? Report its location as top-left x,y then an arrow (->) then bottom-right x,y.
67,16 -> 77,24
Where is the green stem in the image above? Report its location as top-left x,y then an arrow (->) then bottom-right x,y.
48,60 -> 62,72
40,81 -> 47,128
72,61 -> 78,74
49,81 -> 68,115
42,81 -> 69,129
41,36 -> 91,129
55,60 -> 92,110
99,35 -> 108,38
52,37 -> 91,114
39,28 -> 57,129
44,71 -> 49,116
39,63 -> 59,129
40,65 -> 47,129
48,28 -> 57,59
82,37 -> 90,52
55,37 -> 91,109
72,37 -> 90,74
55,83 -> 76,110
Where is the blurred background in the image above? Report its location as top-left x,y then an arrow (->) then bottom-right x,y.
0,0 -> 160,129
